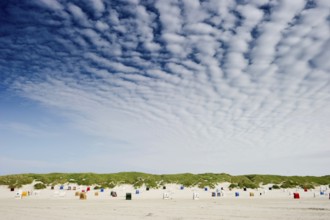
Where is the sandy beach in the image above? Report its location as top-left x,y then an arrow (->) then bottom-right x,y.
1,184 -> 329,220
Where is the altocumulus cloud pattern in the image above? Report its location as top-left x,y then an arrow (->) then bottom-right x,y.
0,0 -> 329,175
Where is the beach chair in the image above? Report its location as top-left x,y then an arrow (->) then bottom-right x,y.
15,191 -> 22,199
293,193 -> 300,199
221,191 -> 225,197
80,193 -> 87,200
193,192 -> 199,200
163,192 -> 170,200
111,191 -> 117,197
126,193 -> 132,200
21,191 -> 28,197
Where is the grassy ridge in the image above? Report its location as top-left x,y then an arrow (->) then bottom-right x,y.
0,172 -> 329,189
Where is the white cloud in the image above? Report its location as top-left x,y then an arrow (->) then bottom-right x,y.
237,4 -> 264,28
0,122 -> 58,138
95,21 -> 109,31
250,0 -> 306,69
311,40 -> 330,71
184,23 -> 215,35
1,0 -> 330,175
67,3 -> 91,27
155,0 -> 183,33
32,0 -> 63,11
162,33 -> 186,44
85,0 -> 105,17
84,52 -> 137,73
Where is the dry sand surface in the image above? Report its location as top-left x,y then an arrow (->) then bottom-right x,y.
1,184 -> 329,220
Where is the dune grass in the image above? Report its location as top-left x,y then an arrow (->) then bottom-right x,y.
0,172 -> 329,189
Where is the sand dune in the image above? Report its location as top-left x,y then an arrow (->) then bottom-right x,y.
1,184 -> 329,220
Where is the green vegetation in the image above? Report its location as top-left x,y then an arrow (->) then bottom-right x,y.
34,183 -> 47,190
0,174 -> 34,189
228,183 -> 238,189
272,184 -> 280,189
280,180 -> 315,189
281,180 -> 298,188
93,185 -> 102,190
300,183 -> 315,190
0,173 -> 329,189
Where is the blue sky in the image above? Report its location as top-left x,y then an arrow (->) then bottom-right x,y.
0,0 -> 329,175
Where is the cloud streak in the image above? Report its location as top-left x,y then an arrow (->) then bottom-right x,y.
0,0 -> 329,175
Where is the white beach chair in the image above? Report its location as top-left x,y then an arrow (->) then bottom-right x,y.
163,192 -> 170,200
221,191 -> 225,197
193,192 -> 199,200
15,191 -> 22,199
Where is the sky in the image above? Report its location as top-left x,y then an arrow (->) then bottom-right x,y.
0,0 -> 329,176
